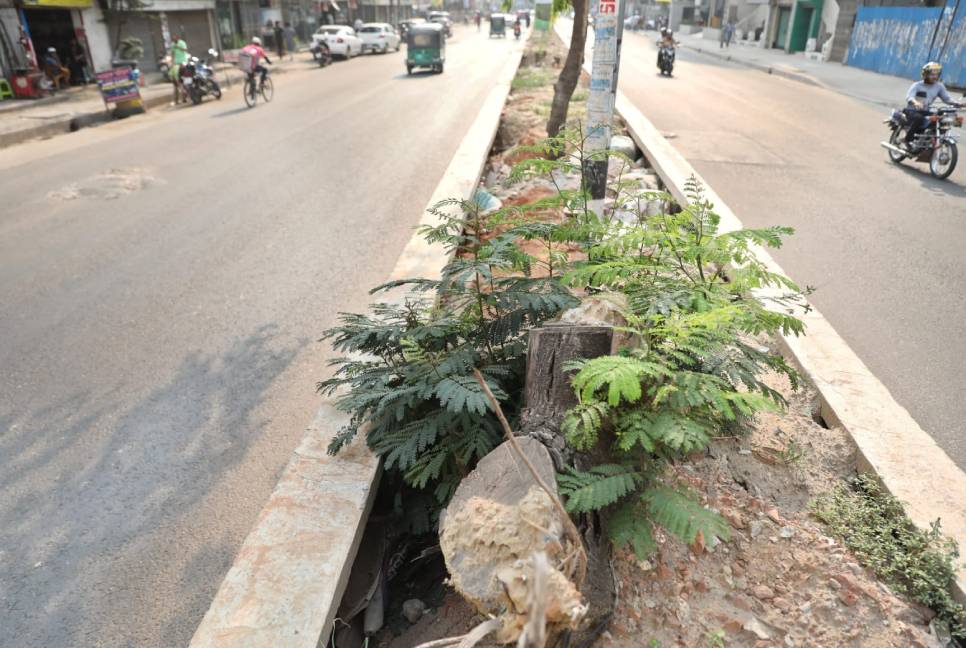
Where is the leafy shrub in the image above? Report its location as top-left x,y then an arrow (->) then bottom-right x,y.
811,474 -> 966,638
510,132 -> 809,558
319,198 -> 577,505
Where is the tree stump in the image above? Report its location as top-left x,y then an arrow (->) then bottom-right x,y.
520,324 -> 612,469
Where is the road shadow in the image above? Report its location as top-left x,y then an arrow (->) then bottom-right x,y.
890,160 -> 966,198
210,105 -> 255,119
0,323 -> 299,647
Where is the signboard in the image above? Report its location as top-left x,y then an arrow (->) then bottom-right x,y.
535,0 -> 552,31
96,67 -> 141,106
22,0 -> 92,7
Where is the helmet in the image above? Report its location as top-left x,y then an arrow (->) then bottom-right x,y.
661,27 -> 670,37
251,36 -> 262,45
922,61 -> 942,82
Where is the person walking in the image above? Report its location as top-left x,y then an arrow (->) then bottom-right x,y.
724,20 -> 734,47
283,22 -> 297,61
273,21 -> 285,59
69,39 -> 91,85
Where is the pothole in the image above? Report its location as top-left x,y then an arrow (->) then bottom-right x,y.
47,167 -> 162,201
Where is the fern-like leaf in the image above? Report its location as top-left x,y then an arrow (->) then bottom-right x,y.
644,486 -> 731,545
608,500 -> 657,559
558,465 -> 642,513
561,401 -> 610,450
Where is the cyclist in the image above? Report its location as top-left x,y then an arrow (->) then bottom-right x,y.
241,36 -> 272,89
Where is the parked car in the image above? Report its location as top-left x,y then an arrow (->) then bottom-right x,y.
312,25 -> 363,59
359,23 -> 401,53
428,11 -> 453,36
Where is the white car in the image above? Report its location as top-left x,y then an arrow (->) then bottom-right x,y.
312,25 -> 363,59
358,23 -> 401,54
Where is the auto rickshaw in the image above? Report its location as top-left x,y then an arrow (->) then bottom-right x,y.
489,13 -> 506,38
406,23 -> 445,74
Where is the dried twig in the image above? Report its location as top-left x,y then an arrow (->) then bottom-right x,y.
472,368 -> 587,588
517,552 -> 550,648
412,618 -> 502,648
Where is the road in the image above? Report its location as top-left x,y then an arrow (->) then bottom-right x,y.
0,28 -> 518,648
613,31 -> 966,470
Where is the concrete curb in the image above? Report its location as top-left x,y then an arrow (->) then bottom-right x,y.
678,42 -> 822,89
613,91 -> 966,604
188,35 -> 530,648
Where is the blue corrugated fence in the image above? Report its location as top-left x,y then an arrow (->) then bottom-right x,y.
846,2 -> 966,88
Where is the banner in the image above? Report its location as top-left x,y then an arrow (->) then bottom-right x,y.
23,0 -> 92,7
96,67 -> 141,105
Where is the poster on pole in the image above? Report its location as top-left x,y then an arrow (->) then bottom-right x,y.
535,0 -> 551,30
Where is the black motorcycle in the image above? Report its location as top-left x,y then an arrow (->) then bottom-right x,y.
181,49 -> 222,105
658,45 -> 675,76
310,40 -> 333,67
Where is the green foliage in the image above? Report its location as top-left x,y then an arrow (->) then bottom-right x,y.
811,475 -> 966,638
512,67 -> 557,90
558,464 -> 642,513
508,128 -> 808,559
320,197 -> 578,508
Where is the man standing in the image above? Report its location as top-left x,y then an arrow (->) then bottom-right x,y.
273,21 -> 285,59
283,22 -> 297,61
169,33 -> 189,104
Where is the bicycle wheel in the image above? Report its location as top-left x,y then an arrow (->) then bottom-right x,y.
243,77 -> 257,108
260,76 -> 274,103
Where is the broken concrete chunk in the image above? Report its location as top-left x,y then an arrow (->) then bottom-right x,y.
439,438 -> 587,644
401,598 -> 426,624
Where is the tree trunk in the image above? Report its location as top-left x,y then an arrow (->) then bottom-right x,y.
546,0 -> 589,138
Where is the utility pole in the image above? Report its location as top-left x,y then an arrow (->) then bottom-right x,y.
583,0 -> 626,218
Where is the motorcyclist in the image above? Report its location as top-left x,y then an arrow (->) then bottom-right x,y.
241,36 -> 273,87
903,62 -> 963,147
657,27 -> 678,69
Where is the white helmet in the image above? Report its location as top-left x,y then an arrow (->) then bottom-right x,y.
251,36 -> 262,45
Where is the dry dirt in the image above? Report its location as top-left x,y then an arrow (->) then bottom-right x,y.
370,30 -> 947,648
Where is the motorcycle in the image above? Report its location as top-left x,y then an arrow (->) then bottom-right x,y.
658,45 -> 675,76
881,103 -> 963,179
194,49 -> 222,102
310,40 -> 333,67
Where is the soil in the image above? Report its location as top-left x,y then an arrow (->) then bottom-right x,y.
366,30 -> 947,648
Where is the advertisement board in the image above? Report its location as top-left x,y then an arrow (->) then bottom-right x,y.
96,67 -> 141,106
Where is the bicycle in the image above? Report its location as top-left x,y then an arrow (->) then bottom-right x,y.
243,69 -> 274,108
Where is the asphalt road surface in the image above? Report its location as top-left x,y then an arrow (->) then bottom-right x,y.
0,28 -> 519,648
615,32 -> 966,470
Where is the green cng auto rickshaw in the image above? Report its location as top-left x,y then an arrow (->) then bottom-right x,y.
489,13 -> 506,38
406,23 -> 446,74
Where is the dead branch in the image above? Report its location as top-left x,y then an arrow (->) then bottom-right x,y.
517,552 -> 549,648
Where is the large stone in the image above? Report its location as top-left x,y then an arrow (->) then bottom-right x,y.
439,438 -> 586,644
609,134 -> 639,160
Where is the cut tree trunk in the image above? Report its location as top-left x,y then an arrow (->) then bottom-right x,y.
520,324 -> 612,467
546,0 -> 589,139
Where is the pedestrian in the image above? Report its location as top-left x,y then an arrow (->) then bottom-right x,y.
274,21 -> 285,59
169,33 -> 189,104
43,47 -> 71,90
475,11 -> 481,31
353,17 -> 363,33
722,20 -> 734,48
283,21 -> 297,60
68,39 -> 91,85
